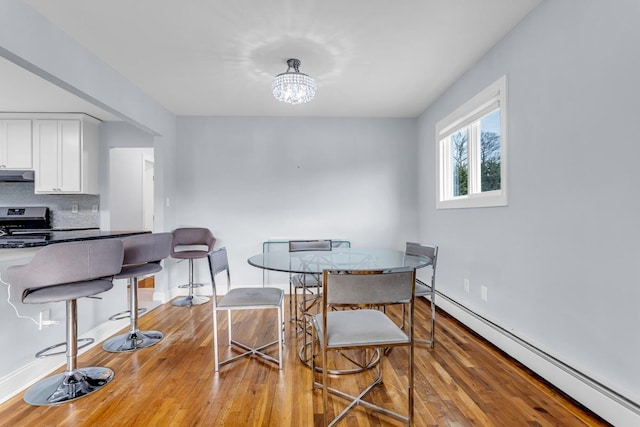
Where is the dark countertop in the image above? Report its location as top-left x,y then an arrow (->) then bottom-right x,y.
48,229 -> 151,244
0,229 -> 151,248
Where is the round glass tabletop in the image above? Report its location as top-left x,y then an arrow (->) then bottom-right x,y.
247,247 -> 431,274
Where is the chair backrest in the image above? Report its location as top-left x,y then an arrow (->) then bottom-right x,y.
405,242 -> 437,261
207,247 -> 231,298
323,268 -> 416,307
122,232 -> 173,266
6,239 -> 124,302
171,227 -> 215,255
289,239 -> 332,252
405,242 -> 438,283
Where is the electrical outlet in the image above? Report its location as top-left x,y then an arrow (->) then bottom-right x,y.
38,309 -> 50,330
481,285 -> 488,302
92,204 -> 99,213
464,278 -> 470,293
71,204 -> 79,214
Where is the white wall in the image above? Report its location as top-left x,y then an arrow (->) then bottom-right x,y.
417,0 -> 640,423
175,116 -> 418,286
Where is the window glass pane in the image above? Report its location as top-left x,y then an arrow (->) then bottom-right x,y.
479,109 -> 501,192
451,128 -> 468,196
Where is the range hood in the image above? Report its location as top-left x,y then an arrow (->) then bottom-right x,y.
0,170 -> 35,182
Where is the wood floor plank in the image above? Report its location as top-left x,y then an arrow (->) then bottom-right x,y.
0,297 -> 609,426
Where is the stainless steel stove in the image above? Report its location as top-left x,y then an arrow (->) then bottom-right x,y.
0,207 -> 51,248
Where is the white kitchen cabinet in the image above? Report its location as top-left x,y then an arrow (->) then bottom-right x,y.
32,114 -> 99,194
0,119 -> 32,169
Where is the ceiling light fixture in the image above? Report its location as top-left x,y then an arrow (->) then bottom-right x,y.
272,58 -> 316,105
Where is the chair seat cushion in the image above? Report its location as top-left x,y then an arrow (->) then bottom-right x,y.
23,279 -> 115,304
313,309 -> 409,348
115,262 -> 162,280
218,287 -> 284,308
171,250 -> 209,260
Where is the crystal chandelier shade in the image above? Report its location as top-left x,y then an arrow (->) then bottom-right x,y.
272,58 -> 317,104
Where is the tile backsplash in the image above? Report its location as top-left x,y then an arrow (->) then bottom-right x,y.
0,182 -> 99,229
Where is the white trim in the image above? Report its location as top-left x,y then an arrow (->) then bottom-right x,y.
436,76 -> 508,209
141,153 -> 154,230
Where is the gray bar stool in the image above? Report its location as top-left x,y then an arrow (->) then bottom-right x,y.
170,227 -> 215,306
5,239 -> 124,406
103,232 -> 173,352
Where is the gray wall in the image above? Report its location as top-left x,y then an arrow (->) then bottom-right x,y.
175,116 -> 418,285
418,0 -> 639,407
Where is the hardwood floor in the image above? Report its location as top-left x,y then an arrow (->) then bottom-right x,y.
0,296 -> 609,426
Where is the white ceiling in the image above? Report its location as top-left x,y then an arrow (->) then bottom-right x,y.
4,0 -> 541,120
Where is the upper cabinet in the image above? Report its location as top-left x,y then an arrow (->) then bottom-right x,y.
32,114 -> 99,194
0,119 -> 32,169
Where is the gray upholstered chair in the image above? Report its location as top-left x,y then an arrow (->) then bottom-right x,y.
288,239 -> 332,329
311,268 -> 416,426
103,232 -> 173,352
170,227 -> 215,306
208,247 -> 284,371
405,242 -> 438,348
5,239 -> 124,406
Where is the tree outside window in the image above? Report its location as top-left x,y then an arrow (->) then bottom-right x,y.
436,76 -> 507,209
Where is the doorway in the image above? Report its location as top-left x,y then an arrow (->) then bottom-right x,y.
109,147 -> 154,231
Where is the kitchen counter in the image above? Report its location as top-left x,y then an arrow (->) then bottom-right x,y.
45,229 -> 151,245
0,229 -> 150,249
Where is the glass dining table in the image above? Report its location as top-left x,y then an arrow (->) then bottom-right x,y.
247,247 -> 432,372
247,247 -> 432,275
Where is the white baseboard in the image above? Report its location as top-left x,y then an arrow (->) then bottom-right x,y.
435,294 -> 640,427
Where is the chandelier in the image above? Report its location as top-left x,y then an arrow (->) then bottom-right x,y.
272,58 -> 316,104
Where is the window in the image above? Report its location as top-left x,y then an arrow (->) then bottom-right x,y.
436,76 -> 507,209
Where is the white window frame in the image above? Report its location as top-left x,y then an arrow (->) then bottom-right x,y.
436,75 -> 508,209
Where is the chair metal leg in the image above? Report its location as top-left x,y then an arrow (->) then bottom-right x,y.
24,299 -> 114,406
104,277 -> 163,352
278,300 -> 284,369
289,281 -> 296,322
213,302 -> 220,371
214,306 -> 284,371
414,292 -> 436,348
173,259 -> 210,306
317,347 -> 412,426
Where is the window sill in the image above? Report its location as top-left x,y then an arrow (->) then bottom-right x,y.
436,191 -> 507,209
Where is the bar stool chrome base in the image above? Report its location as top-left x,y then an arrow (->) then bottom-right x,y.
102,330 -> 163,353
171,294 -> 210,306
23,367 -> 114,406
